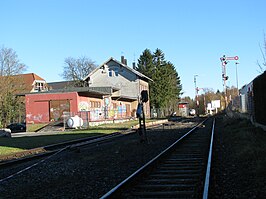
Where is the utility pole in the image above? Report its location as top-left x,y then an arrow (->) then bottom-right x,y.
235,62 -> 239,95
194,75 -> 199,116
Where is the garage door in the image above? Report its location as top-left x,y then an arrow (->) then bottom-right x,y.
49,100 -> 70,121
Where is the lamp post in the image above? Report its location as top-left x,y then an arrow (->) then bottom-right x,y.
235,62 -> 239,95
194,75 -> 199,116
194,75 -> 198,97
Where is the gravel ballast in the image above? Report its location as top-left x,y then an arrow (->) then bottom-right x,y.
0,122 -> 197,199
1,115 -> 265,199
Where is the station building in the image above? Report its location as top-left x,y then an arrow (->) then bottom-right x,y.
24,57 -> 152,128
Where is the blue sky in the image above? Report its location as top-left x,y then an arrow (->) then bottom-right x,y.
1,0 -> 265,98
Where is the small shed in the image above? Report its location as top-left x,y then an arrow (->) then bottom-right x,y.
178,102 -> 189,117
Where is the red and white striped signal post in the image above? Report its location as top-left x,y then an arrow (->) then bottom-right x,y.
220,55 -> 239,108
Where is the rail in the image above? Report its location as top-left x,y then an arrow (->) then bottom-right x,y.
100,118 -> 208,199
0,132 -> 129,183
203,118 -> 215,199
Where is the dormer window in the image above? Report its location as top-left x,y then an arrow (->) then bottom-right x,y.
34,81 -> 46,92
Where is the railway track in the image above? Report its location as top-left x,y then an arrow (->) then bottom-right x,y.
0,118 -> 190,168
0,132 -> 123,167
101,118 -> 215,198
0,120 -> 176,183
0,131 -> 134,183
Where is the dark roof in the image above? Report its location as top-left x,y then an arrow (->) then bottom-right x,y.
111,95 -> 138,102
47,81 -> 76,90
23,86 -> 119,96
83,57 -> 153,82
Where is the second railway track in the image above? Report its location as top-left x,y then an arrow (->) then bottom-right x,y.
101,118 -> 215,198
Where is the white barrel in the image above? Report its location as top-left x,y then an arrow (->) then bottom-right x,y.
67,115 -> 83,128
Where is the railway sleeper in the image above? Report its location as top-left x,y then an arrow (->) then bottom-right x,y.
168,155 -> 204,159
164,157 -> 204,162
153,169 -> 201,174
159,162 -> 204,167
135,184 -> 195,190
142,178 -> 198,184
158,165 -> 201,170
150,173 -> 201,179
132,190 -> 195,198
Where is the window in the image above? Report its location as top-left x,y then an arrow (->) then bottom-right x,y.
108,66 -> 119,77
35,82 -> 44,91
90,101 -> 101,108
114,68 -> 119,76
108,69 -> 113,77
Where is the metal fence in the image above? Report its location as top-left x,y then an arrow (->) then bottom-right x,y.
63,107 -> 132,128
150,108 -> 176,118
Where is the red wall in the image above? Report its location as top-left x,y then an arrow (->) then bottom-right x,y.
25,92 -> 78,124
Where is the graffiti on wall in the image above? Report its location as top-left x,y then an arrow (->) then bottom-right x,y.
79,101 -> 89,111
26,113 -> 44,123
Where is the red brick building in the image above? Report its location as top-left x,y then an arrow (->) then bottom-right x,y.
25,87 -> 113,124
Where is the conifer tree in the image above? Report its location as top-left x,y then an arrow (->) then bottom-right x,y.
136,49 -> 154,78
137,48 -> 182,111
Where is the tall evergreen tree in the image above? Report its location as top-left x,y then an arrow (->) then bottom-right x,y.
164,62 -> 182,110
136,49 -> 154,77
152,48 -> 167,108
137,49 -> 157,107
137,48 -> 182,111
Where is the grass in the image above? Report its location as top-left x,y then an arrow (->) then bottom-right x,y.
0,119 -> 158,157
0,129 -> 119,157
27,123 -> 48,132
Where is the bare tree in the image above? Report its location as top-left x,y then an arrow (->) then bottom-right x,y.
0,47 -> 26,76
0,46 -> 27,127
61,56 -> 97,87
257,33 -> 266,72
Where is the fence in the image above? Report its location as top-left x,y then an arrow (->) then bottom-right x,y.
150,108 -> 176,118
63,107 -> 132,128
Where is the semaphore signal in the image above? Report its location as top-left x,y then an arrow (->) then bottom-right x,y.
220,55 -> 239,108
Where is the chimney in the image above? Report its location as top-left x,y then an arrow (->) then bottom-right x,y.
132,62 -> 136,70
124,58 -> 127,65
121,56 -> 125,64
